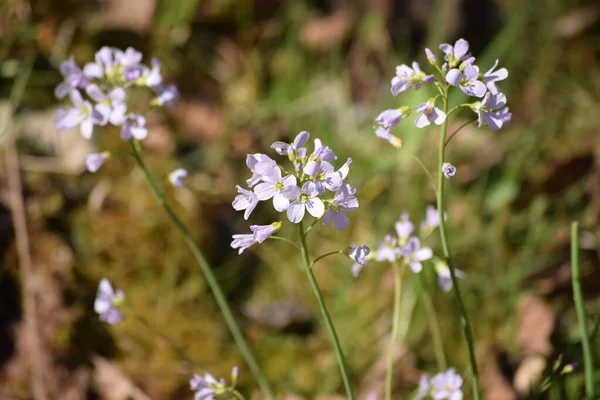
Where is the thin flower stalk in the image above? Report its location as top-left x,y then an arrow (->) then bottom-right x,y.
385,262 -> 406,400
130,140 -> 274,400
437,85 -> 480,399
571,221 -> 595,399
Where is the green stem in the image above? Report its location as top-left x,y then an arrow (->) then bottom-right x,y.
298,222 -> 354,399
419,277 -> 447,371
311,250 -> 343,268
437,86 -> 481,399
571,221 -> 595,399
385,262 -> 405,400
231,389 -> 246,400
445,119 -> 477,147
269,235 -> 301,250
130,140 -> 275,400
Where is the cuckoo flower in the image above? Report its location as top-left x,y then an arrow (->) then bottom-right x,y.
415,100 -> 446,128
430,368 -> 464,400
311,138 -> 337,163
420,205 -> 444,236
232,185 -> 259,220
85,84 -> 127,126
434,260 -> 466,292
230,222 -> 281,254
245,153 -> 277,187
442,163 -> 456,179
415,374 -> 432,400
85,152 -> 109,173
152,84 -> 179,107
322,183 -> 358,230
54,57 -> 88,99
375,234 -> 400,262
483,59 -> 508,94
304,158 -> 351,194
286,182 -> 325,223
446,64 -> 486,98
169,168 -> 188,187
391,62 -> 434,96
271,130 -> 309,159
439,38 -> 471,69
425,48 -> 437,64
348,245 -> 370,265
400,237 -> 432,273
190,373 -> 218,400
120,114 -> 148,141
473,92 -> 508,131
253,165 -> 298,212
395,213 -> 414,243
55,90 -> 98,139
94,278 -> 124,325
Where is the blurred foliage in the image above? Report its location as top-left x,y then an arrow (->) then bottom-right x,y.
1,0 -> 600,399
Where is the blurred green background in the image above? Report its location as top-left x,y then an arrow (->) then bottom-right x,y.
1,0 -> 600,398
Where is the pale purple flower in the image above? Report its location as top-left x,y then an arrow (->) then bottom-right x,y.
286,182 -> 325,223
473,92 -> 508,131
94,278 -> 124,325
435,262 -> 466,293
83,47 -> 113,79
232,185 -> 259,220
271,131 -> 309,159
374,109 -> 405,146
54,57 -> 89,99
311,138 -> 337,162
391,62 -> 434,95
446,64 -> 487,98
430,368 -> 463,400
246,153 -> 277,187
349,245 -> 370,265
120,114 -> 148,140
169,168 -> 188,187
483,59 -> 508,94
439,39 -> 471,68
304,158 -> 351,194
395,212 -> 414,241
231,366 -> 239,382
425,48 -> 437,64
420,206 -> 444,234
442,163 -> 456,179
415,100 -> 446,128
85,84 -> 127,126
231,223 -> 281,254
322,183 -> 359,230
400,237 -> 432,273
152,84 -> 179,107
415,374 -> 431,400
84,47 -> 140,80
495,106 -> 512,127
375,234 -> 399,262
55,90 -> 98,139
351,262 -> 364,277
190,373 -> 218,400
85,152 -> 109,173
253,166 -> 298,212
230,234 -> 256,254
139,58 -> 162,87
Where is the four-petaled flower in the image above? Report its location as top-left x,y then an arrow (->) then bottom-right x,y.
415,100 -> 446,128
391,62 -> 434,96
473,92 -> 508,131
430,368 -> 464,400
400,237 -> 433,273
395,212 -> 414,243
322,183 -> 358,231
374,109 -> 406,147
85,152 -> 109,173
349,245 -> 370,266
55,90 -> 99,139
434,260 -> 466,292
233,185 -> 259,220
446,64 -> 487,98
94,278 -> 124,325
483,59 -> 508,94
121,114 -> 148,140
375,234 -> 399,262
230,222 -> 281,254
55,56 -> 88,99
286,182 -> 325,223
86,84 -> 127,126
254,166 -> 298,212
439,39 -> 471,69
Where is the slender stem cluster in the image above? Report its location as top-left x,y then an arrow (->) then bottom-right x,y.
298,222 -> 355,399
130,140 -> 275,400
571,222 -> 596,399
436,86 -> 481,399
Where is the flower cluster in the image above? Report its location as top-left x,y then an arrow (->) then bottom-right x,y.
231,131 -> 362,253
54,47 -> 180,172
353,207 -> 464,291
94,278 -> 124,324
190,367 -> 239,400
375,38 -> 511,148
415,368 -> 464,400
